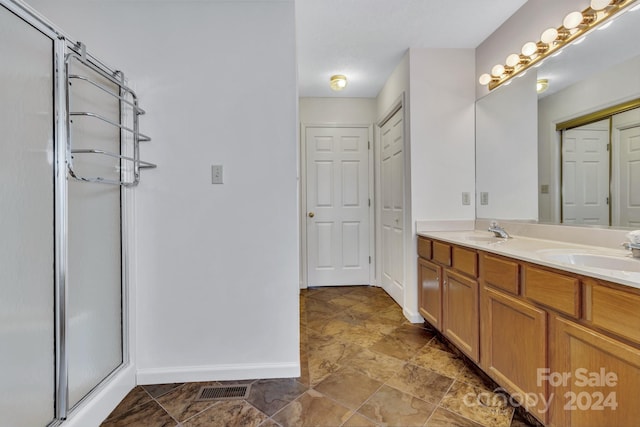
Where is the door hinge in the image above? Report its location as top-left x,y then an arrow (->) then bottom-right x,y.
368,140 -> 371,150
368,198 -> 371,207
607,144 -> 610,151
606,197 -> 609,205
369,256 -> 371,264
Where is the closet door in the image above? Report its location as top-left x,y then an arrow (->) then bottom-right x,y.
0,5 -> 56,426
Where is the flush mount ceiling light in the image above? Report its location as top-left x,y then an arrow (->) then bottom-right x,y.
537,79 -> 549,94
478,0 -> 637,90
329,74 -> 347,91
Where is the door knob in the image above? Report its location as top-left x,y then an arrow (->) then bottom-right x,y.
308,212 -> 315,218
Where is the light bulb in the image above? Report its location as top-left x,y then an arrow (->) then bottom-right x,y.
563,11 -> 584,29
541,28 -> 558,44
537,79 -> 549,94
478,73 -> 492,85
590,0 -> 612,11
505,53 -> 521,67
521,41 -> 538,57
491,64 -> 505,77
329,74 -> 347,91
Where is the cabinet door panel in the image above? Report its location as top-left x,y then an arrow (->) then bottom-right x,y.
550,315 -> 640,427
443,270 -> 479,362
418,258 -> 441,330
481,286 -> 548,424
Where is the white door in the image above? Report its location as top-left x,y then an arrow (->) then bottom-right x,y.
380,108 -> 404,305
618,124 -> 640,227
562,122 -> 610,225
305,126 -> 370,287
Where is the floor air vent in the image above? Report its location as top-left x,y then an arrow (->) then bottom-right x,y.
194,384 -> 251,401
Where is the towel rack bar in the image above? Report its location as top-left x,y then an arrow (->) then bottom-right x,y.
69,112 -> 151,142
69,149 -> 156,187
71,149 -> 157,168
68,74 -> 146,115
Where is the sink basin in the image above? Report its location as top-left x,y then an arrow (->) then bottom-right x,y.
538,250 -> 640,273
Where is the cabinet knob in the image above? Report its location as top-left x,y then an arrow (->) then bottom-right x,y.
308,212 -> 315,218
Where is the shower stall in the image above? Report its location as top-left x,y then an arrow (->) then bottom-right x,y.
0,1 -> 155,425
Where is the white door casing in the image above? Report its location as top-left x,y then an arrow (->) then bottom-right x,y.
305,126 -> 371,287
562,123 -> 610,225
380,108 -> 404,305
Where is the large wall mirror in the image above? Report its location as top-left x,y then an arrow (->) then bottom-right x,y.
476,4 -> 640,228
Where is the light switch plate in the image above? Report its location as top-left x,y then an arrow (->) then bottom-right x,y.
541,184 -> 549,194
211,165 -> 223,184
480,192 -> 489,205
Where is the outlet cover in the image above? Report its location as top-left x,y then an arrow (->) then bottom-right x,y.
480,192 -> 489,205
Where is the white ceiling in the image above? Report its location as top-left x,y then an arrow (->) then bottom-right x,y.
295,0 -> 528,98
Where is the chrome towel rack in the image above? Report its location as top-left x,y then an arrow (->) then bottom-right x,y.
66,42 -> 156,187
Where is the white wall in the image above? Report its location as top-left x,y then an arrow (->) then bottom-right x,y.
299,97 -> 376,124
476,0 -> 589,99
374,49 -> 475,320
28,0 -> 300,391
538,55 -> 640,221
406,48 -> 476,318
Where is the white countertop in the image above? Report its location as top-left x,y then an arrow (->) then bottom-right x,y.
417,230 -> 640,289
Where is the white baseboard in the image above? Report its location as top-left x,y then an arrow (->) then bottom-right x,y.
403,307 -> 425,324
136,362 -> 301,385
61,364 -> 136,427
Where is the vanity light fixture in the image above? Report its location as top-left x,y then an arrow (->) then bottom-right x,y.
478,0 -> 638,90
329,74 -> 347,91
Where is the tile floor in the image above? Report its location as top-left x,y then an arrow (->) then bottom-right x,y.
101,286 -> 540,427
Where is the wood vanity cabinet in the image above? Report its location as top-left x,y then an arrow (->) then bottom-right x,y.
418,256 -> 442,330
549,314 -> 640,427
417,237 -> 480,360
480,284 -> 548,423
417,235 -> 640,427
443,268 -> 479,362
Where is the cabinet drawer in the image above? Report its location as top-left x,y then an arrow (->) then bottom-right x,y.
417,237 -> 432,259
481,254 -> 519,295
432,241 -> 451,266
452,246 -> 477,278
524,265 -> 580,318
585,281 -> 640,344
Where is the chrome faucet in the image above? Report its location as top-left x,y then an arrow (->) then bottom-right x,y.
488,221 -> 510,239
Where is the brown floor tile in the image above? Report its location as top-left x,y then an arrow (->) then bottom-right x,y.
369,332 -> 428,361
440,380 -> 514,427
155,382 -> 219,422
411,345 -> 468,379
182,400 -> 267,427
104,386 -> 152,420
314,367 -> 383,409
357,385 -> 436,427
342,412 -> 379,427
271,389 -> 353,427
426,407 -> 484,427
341,347 -> 406,382
141,383 -> 184,399
246,378 -> 308,416
386,363 -> 454,404
101,400 -> 176,427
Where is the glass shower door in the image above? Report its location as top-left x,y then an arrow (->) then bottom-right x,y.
66,57 -> 124,409
0,5 -> 55,426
